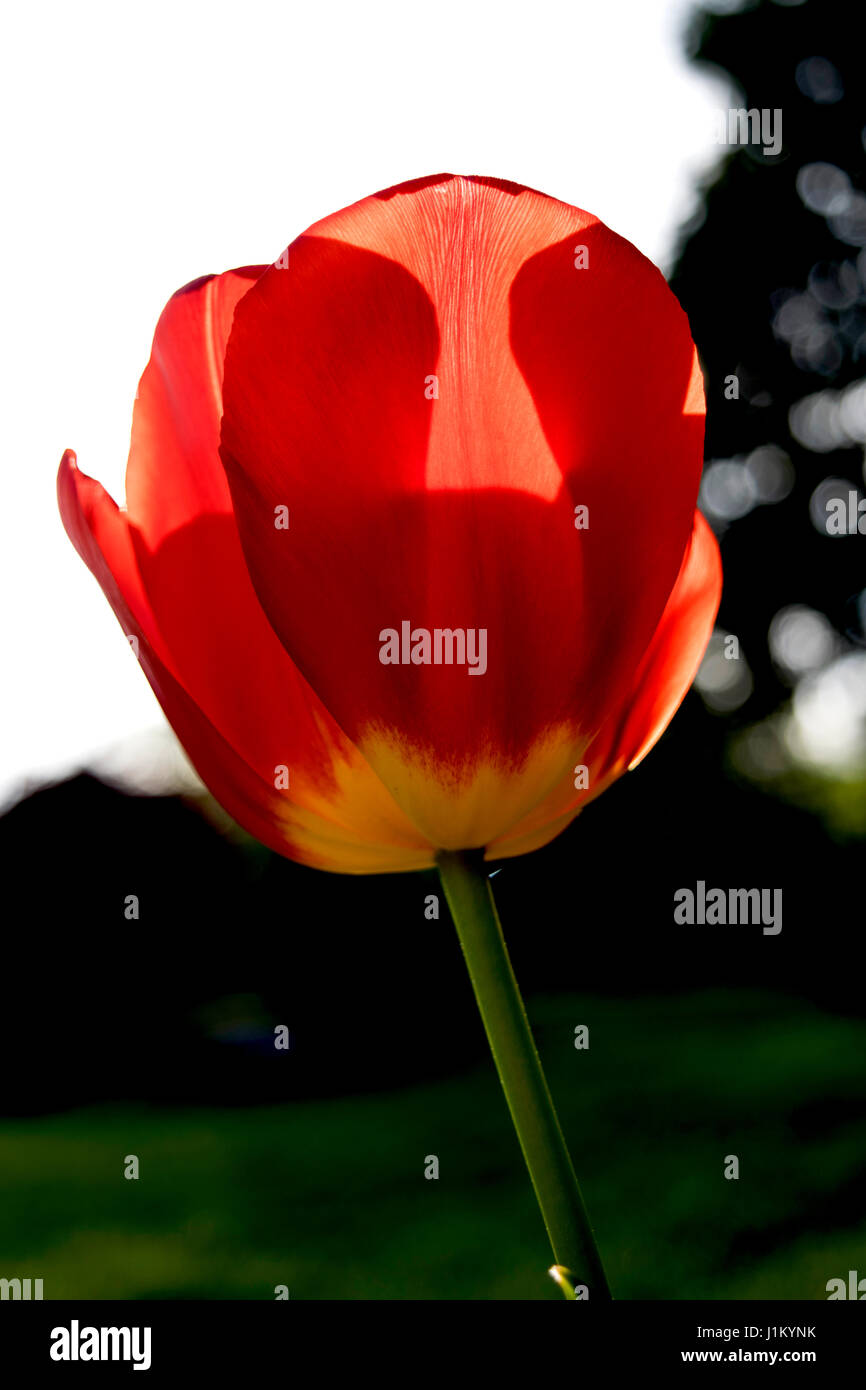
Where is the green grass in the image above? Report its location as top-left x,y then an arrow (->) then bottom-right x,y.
1,989 -> 864,1299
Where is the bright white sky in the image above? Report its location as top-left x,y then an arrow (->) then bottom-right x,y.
1,0 -> 732,809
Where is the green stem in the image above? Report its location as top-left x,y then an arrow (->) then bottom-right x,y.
436,849 -> 611,1299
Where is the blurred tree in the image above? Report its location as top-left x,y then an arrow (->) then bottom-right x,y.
669,0 -> 866,793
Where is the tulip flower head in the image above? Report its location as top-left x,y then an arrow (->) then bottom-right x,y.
59,173 -> 721,874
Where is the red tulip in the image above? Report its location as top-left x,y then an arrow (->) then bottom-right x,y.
58,173 -> 721,875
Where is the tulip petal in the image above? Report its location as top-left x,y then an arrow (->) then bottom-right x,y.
599,508 -> 723,779
219,175 -> 705,846
126,265 -> 264,547
486,509 -> 722,859
84,267 -> 436,870
58,447 -> 436,873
